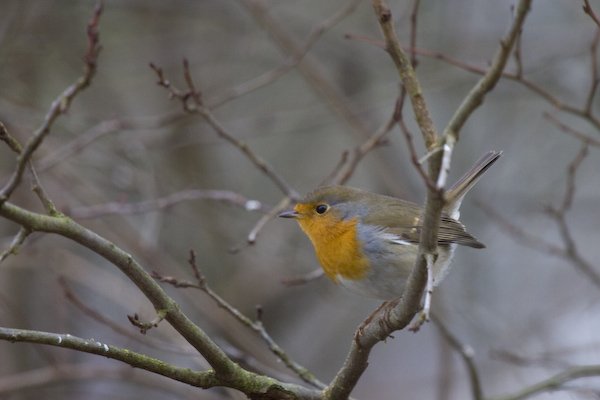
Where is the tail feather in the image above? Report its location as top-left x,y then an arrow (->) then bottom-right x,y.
444,151 -> 502,217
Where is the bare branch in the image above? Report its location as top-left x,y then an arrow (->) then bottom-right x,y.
209,0 -> 361,108
491,349 -> 572,370
59,276 -> 190,354
281,269 -> 324,287
28,164 -> 58,215
479,145 -> 600,289
0,327 -> 220,388
444,0 -> 532,142
544,112 -> 600,148
245,196 -> 292,247
347,33 -> 600,130
371,0 -> 438,149
0,122 -> 22,153
320,150 -> 349,186
432,315 -> 483,400
150,61 -> 299,200
127,311 -> 167,335
490,365 -> 600,400
153,250 -> 326,389
369,0 -> 443,337
560,144 -> 588,212
37,112 -> 186,172
475,200 -> 565,258
0,227 -> 31,264
512,7 -> 524,79
408,0 -> 421,69
583,0 -> 600,28
1,121 -> 59,214
545,144 -> 600,289
68,189 -> 266,220
0,363 -> 131,397
0,2 -> 103,203
397,105 -> 437,192
0,202 -> 235,375
199,107 -> 300,200
325,2 -> 533,398
241,0 -> 372,142
585,29 -> 600,114
418,44 -> 600,130
329,98 -> 397,185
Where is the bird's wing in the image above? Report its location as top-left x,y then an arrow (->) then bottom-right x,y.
363,198 -> 485,249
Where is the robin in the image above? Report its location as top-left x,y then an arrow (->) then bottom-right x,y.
279,151 -> 501,299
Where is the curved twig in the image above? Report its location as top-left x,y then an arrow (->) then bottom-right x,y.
0,3 -> 102,204
0,201 -> 320,399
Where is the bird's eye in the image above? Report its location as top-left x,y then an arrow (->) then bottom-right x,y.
315,204 -> 329,214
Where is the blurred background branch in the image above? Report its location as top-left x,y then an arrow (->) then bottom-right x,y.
1,1 -> 599,399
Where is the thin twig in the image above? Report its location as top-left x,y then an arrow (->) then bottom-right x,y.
408,0 -> 421,69
0,122 -> 22,153
209,0 -> 361,108
397,0 -> 437,192
28,164 -> 58,215
475,200 -> 565,258
491,349 -> 572,370
0,2 -> 102,204
561,145 -> 588,211
372,0 -> 444,336
330,98 -> 398,185
478,146 -> 600,289
584,29 -> 600,114
68,189 -> 267,220
127,310 -> 167,335
397,105 -> 436,191
325,2 -> 443,398
0,201 -> 242,376
346,34 -> 600,130
247,197 -> 292,244
58,277 -> 191,355
372,0 -> 438,149
281,269 -> 324,287
64,273 -> 309,380
545,144 -> 600,289
0,327 -> 223,389
583,0 -> 600,28
444,0 -> 532,142
544,112 -> 600,148
0,227 -> 31,264
199,107 -> 299,200
320,150 -> 349,186
37,112 -> 187,172
0,363 -> 132,396
512,5 -> 524,79
489,365 -> 600,400
150,61 -> 299,200
432,315 -> 483,400
325,2 -> 534,398
154,250 -> 326,389
230,196 -> 290,253
0,121 -> 59,214
241,0 -> 371,142
408,43 -> 599,129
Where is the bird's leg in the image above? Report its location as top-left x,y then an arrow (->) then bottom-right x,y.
409,254 -> 434,332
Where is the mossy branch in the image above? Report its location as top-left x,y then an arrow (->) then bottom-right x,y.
0,201 -> 320,399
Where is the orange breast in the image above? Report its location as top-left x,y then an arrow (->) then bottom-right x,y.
295,212 -> 369,281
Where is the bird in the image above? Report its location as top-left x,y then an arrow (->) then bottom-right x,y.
279,151 -> 501,300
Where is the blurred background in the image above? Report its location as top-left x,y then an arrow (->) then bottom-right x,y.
1,0 -> 600,399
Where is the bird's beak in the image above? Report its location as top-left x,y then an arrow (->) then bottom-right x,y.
278,210 -> 300,219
